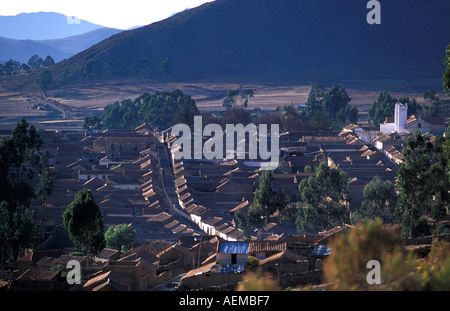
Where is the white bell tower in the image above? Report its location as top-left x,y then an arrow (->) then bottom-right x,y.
394,103 -> 407,133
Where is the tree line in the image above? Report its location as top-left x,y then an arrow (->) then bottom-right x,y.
83,89 -> 199,131
82,57 -> 171,81
0,54 -> 55,77
0,119 -> 54,266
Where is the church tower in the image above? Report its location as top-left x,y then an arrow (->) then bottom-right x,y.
394,103 -> 408,133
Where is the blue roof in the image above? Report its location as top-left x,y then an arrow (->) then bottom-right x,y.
219,242 -> 249,254
313,245 -> 332,256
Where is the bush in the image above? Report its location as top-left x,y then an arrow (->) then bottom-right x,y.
247,256 -> 260,267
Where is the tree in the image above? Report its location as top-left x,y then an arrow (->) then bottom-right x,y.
323,218 -> 416,290
220,106 -> 252,126
247,171 -> 289,239
0,119 -> 44,262
0,201 -> 9,268
296,162 -> 350,233
158,58 -> 171,79
322,84 -> 351,117
83,115 -> 103,131
304,83 -> 324,118
28,54 -> 43,70
324,218 -> 450,290
222,89 -> 240,109
173,95 -> 200,127
352,176 -> 397,223
395,131 -> 449,238
63,189 -> 105,256
131,57 -> 152,79
368,91 -> 396,127
35,165 -> 54,242
222,88 -> 254,109
36,69 -> 53,91
42,55 -> 55,67
105,224 -> 136,252
12,208 -> 40,258
422,90 -> 448,117
443,43 -> 450,93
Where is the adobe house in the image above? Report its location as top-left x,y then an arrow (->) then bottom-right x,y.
216,241 -> 249,265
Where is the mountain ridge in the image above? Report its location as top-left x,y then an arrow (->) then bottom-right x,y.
0,28 -> 123,63
0,12 -> 105,40
2,0 -> 450,92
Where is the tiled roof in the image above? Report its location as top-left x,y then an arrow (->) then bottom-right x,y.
181,262 -> 216,280
248,241 -> 287,253
259,250 -> 307,265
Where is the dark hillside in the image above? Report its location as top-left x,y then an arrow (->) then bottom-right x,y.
3,0 -> 450,91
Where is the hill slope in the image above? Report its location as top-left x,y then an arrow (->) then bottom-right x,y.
0,12 -> 105,40
3,0 -> 450,91
0,28 -> 123,63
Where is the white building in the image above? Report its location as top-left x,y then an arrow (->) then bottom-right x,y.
379,103 -> 446,135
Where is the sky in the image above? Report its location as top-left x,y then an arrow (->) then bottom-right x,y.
0,0 -> 214,29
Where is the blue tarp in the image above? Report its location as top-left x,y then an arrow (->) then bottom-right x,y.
313,245 -> 332,256
220,265 -> 245,274
219,242 -> 249,254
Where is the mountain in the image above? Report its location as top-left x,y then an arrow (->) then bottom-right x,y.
0,28 -> 123,64
0,12 -> 105,40
4,0 -> 450,91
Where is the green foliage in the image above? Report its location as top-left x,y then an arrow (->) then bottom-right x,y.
222,88 -> 254,109
131,57 -> 152,79
42,55 -> 55,67
103,58 -> 125,79
352,176 -> 397,223
96,90 -> 199,130
0,119 -> 46,262
36,69 -> 53,91
324,218 -> 403,290
105,224 -> 136,252
28,54 -> 43,70
244,171 -> 289,237
158,58 -> 171,79
304,83 -> 358,130
63,189 -> 105,256
422,90 -> 448,117
368,91 -> 422,127
324,219 -> 450,290
395,131 -> 449,238
220,106 -> 252,126
35,165 -> 54,202
12,208 -> 40,256
246,256 -> 260,267
0,201 -> 10,265
296,162 -> 350,233
83,115 -> 103,131
443,44 -> 450,93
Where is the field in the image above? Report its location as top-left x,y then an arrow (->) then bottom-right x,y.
0,79 -> 429,130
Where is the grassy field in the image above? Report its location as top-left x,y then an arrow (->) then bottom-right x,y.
0,80 -> 432,130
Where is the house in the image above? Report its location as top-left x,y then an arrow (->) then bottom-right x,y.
180,262 -> 241,290
216,241 -> 250,265
259,250 -> 309,274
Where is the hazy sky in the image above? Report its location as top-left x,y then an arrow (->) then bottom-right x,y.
0,0 -> 214,29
